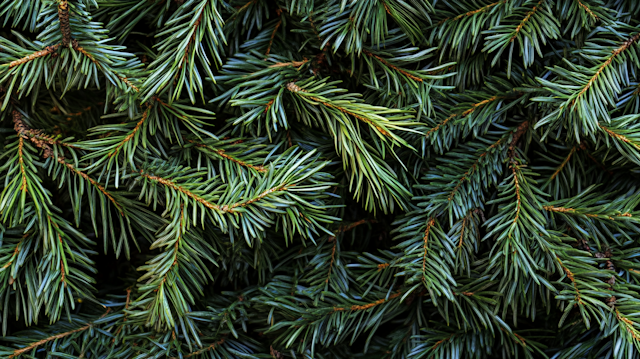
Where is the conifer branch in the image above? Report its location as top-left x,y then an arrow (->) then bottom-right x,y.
6,44 -> 60,68
362,50 -> 422,82
426,95 -> 512,138
575,0 -> 598,19
286,82 -> 392,137
422,218 -> 435,278
109,110 -> 149,158
572,34 -> 640,107
9,324 -> 92,358
440,1 -> 502,23
599,124 -> 640,150
265,9 -> 283,56
183,339 -> 225,358
58,1 -> 71,47
550,146 -> 578,181
448,138 -> 506,201
556,257 -> 584,306
139,172 -> 291,213
213,149 -> 267,172
510,0 -> 544,42
57,157 -> 124,216
333,292 -> 402,311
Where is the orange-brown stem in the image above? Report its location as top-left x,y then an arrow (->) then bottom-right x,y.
7,44 -> 60,68
9,325 -> 91,358
362,50 -> 423,82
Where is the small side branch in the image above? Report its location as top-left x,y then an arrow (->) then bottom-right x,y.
7,45 -> 60,68
9,325 -> 91,358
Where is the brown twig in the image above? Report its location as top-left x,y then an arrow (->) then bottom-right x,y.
286,82 -> 392,137
422,218 -> 436,277
9,325 -> 92,358
7,44 -> 60,68
140,172 -> 290,213
510,0 -> 544,42
266,9 -> 283,55
550,146 -> 578,181
58,1 -> 71,46
333,292 -> 402,311
572,34 -> 640,106
362,50 -> 423,82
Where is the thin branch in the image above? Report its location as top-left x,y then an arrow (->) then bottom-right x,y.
72,40 -> 139,92
599,123 -> 640,150
426,95 -> 509,138
573,34 -> 640,105
448,137 -> 506,201
362,50 -> 423,82
510,0 -> 544,42
550,146 -> 578,181
109,109 -> 149,158
439,1 -> 502,23
326,239 -> 337,283
57,157 -> 125,216
140,173 -> 291,213
1,236 -> 25,269
286,82 -> 392,137
576,0 -> 598,20
9,325 -> 91,358
6,44 -> 60,68
422,218 -> 436,278
333,292 -> 402,311
268,59 -> 309,68
58,1 -> 71,47
556,257 -> 584,306
510,164 -> 522,227
265,9 -> 283,56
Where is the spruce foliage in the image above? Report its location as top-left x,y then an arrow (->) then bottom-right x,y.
2,0 -> 640,358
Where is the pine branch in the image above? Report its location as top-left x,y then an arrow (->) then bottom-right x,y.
58,1 -> 71,47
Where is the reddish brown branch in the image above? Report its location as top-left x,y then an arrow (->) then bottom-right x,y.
7,44 -> 60,68
58,1 -> 71,46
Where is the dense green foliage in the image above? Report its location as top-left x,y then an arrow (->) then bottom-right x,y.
2,0 -> 640,357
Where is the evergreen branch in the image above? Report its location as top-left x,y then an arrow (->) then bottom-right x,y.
57,158 -> 124,216
109,109 -> 149,158
180,339 -> 225,358
422,218 -> 435,278
510,163 -> 523,227
139,172 -> 290,214
576,0 -> 598,19
5,44 -> 60,68
265,9 -> 283,56
573,34 -> 640,107
16,138 -> 27,194
556,256 -> 585,305
362,50 -> 422,82
550,146 -> 578,181
599,124 -> 640,150
286,82 -> 391,137
510,0 -> 544,43
333,292 -> 402,312
58,1 -> 71,47
325,219 -> 375,282
448,137 -> 506,201
616,309 -> 640,341
268,59 -> 309,68
9,324 -> 91,358
210,148 -> 267,173
442,2 -> 502,23
71,40 -> 140,93
542,205 -> 633,219
1,235 -> 24,270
